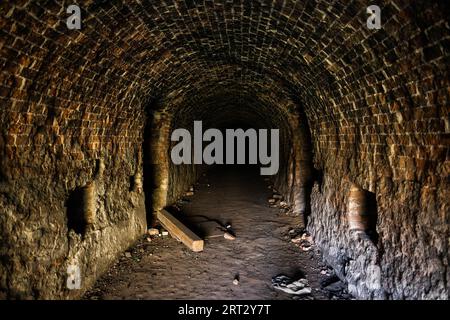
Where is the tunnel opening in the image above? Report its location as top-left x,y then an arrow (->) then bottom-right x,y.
143,110 -> 157,227
149,94 -> 306,248
164,94 -> 299,217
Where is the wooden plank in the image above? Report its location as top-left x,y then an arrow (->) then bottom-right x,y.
157,209 -> 204,252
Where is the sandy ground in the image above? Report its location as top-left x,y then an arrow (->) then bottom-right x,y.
84,166 -> 350,300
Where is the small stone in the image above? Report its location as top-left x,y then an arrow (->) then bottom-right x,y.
272,275 -> 311,296
124,252 -> 132,258
233,279 -> 239,285
146,237 -> 152,242
224,232 -> 236,240
273,194 -> 282,199
185,191 -> 194,196
161,231 -> 169,236
148,228 -> 159,236
291,237 -> 302,243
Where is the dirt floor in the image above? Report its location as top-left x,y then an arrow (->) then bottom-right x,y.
84,166 -> 351,300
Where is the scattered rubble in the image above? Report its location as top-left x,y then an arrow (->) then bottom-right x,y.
272,275 -> 312,296
320,275 -> 352,299
184,187 -> 195,197
291,231 -> 314,251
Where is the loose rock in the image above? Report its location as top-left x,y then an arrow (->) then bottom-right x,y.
224,232 -> 236,240
272,275 -> 312,296
148,228 -> 159,236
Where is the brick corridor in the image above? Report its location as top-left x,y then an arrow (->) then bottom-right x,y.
0,1 -> 448,299
84,166 -> 343,300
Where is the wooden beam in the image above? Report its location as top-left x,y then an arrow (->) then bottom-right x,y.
157,209 -> 204,252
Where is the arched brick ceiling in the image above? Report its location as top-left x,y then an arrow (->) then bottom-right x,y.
1,0 -> 448,180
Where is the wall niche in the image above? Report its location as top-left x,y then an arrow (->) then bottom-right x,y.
347,183 -> 379,244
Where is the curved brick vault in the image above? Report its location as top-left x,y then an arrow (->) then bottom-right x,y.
0,1 -> 448,299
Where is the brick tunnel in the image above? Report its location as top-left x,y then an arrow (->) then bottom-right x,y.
0,1 -> 448,300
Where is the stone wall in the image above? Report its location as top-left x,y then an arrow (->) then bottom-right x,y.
304,2 -> 449,299
0,2 -> 149,298
0,143 -> 147,299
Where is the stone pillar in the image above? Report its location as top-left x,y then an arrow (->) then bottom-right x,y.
82,182 -> 96,225
148,112 -> 171,214
289,114 -> 314,227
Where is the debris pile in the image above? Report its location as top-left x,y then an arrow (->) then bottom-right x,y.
267,191 -> 283,207
272,274 -> 311,296
320,275 -> 352,300
146,227 -> 170,242
265,184 -> 291,214
223,223 -> 236,240
290,231 -> 314,251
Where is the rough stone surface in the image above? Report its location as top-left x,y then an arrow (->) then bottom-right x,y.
0,1 -> 448,299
